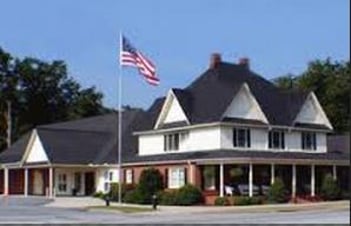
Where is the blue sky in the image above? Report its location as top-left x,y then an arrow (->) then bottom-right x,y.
0,0 -> 349,109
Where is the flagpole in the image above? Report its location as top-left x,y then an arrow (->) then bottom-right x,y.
117,32 -> 123,204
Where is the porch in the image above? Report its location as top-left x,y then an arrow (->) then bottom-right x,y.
0,166 -> 101,197
193,161 -> 349,204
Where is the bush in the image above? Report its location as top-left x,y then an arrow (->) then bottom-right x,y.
267,177 -> 289,203
214,197 -> 229,206
124,168 -> 163,204
124,189 -> 144,204
231,196 -> 251,205
92,191 -> 106,199
108,183 -> 136,201
321,174 -> 340,200
158,190 -> 178,205
175,184 -> 203,206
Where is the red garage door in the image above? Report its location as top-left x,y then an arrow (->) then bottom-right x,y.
9,169 -> 24,195
0,170 -> 3,194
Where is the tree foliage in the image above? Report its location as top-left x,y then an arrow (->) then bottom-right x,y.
273,58 -> 350,133
0,47 -> 110,152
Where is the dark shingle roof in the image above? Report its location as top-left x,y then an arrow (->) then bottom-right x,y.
123,149 -> 349,164
141,62 -> 309,130
0,132 -> 31,163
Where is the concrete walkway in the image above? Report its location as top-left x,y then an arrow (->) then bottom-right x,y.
45,196 -> 350,214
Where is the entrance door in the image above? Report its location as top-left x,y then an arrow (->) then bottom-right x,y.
33,170 -> 44,195
84,172 -> 95,196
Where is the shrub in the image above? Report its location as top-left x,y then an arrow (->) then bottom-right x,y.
231,196 -> 251,205
321,174 -> 340,200
249,196 -> 263,205
123,168 -> 163,204
108,183 -> 136,201
124,189 -> 144,204
267,177 -> 289,203
175,184 -> 203,205
92,191 -> 106,199
158,190 -> 178,205
214,197 -> 229,206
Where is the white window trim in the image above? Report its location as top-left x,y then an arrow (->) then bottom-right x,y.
168,167 -> 185,189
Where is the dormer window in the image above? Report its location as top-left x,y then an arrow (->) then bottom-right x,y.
233,128 -> 251,148
302,132 -> 316,150
268,130 -> 285,149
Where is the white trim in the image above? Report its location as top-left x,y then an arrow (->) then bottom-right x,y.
311,164 -> 315,197
222,83 -> 269,124
154,89 -> 190,129
293,92 -> 333,130
219,163 -> 224,197
134,121 -> 331,136
20,129 -> 50,165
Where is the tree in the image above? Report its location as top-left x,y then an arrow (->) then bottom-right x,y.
0,47 -> 110,152
136,168 -> 163,204
321,173 -> 340,200
267,177 -> 289,203
274,59 -> 350,133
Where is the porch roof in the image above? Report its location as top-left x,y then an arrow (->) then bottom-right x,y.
123,149 -> 350,165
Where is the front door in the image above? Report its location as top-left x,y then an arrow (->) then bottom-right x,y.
84,172 -> 95,196
33,170 -> 44,195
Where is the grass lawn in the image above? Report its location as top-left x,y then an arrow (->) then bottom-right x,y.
88,205 -> 154,213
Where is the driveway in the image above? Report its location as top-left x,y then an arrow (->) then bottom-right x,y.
0,196 -> 349,224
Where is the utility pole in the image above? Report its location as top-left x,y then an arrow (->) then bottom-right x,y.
6,101 -> 11,148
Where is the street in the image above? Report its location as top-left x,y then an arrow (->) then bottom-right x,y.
0,196 -> 349,224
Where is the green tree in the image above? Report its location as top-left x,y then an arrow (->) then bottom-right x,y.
274,58 -> 350,133
321,173 -> 340,200
267,177 -> 289,203
136,168 -> 163,204
0,47 -> 110,152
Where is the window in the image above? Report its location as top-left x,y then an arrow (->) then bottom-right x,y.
104,170 -> 114,192
164,133 -> 179,151
233,128 -> 251,148
301,132 -> 316,150
125,169 -> 133,184
58,174 -> 67,192
168,168 -> 185,189
268,130 -> 285,149
74,172 -> 82,192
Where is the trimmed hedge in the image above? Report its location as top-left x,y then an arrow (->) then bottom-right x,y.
214,197 -> 229,206
231,196 -> 263,205
158,185 -> 203,206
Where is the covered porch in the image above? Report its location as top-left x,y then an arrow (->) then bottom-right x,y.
0,164 -> 113,197
192,159 -> 349,204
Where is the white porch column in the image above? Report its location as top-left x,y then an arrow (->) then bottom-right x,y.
292,164 -> 296,198
4,168 -> 9,195
332,165 -> 337,180
271,163 -> 275,185
24,168 -> 28,197
49,167 -> 54,198
188,161 -> 195,185
311,164 -> 315,197
249,163 -> 253,197
219,163 -> 224,197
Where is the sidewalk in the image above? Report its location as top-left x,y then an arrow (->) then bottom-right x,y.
46,197 -> 349,214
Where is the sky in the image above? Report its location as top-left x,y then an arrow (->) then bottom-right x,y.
0,0 -> 349,109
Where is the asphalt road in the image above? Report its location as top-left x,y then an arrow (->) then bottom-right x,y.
0,197 -> 349,224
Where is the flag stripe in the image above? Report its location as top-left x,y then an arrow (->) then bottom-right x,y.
120,36 -> 159,86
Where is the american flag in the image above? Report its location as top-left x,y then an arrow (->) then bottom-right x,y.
120,36 -> 160,86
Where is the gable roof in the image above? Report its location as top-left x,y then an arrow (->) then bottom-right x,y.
0,109 -> 146,165
141,62 -> 309,130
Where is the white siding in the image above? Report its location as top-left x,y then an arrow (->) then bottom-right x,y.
139,134 -> 164,155
220,127 -> 267,150
223,84 -> 268,123
163,96 -> 188,123
95,168 -> 119,193
55,168 -> 87,196
26,135 -> 49,163
138,126 -> 328,155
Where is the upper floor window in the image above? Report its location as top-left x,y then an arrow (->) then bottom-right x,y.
301,132 -> 316,150
268,130 -> 285,149
233,128 -> 251,148
164,132 -> 188,151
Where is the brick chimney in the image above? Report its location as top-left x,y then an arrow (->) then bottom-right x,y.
238,57 -> 249,69
209,53 -> 221,69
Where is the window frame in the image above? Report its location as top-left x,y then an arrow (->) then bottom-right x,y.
168,167 -> 185,189
233,128 -> 251,148
301,132 -> 317,150
164,132 -> 188,151
268,130 -> 285,150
